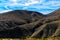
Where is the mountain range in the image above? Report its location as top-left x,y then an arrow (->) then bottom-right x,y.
0,8 -> 60,38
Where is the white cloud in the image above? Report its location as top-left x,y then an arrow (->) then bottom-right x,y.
4,0 -> 60,12
19,0 -> 45,6
39,0 -> 45,4
23,0 -> 39,6
30,0 -> 60,9
0,10 -> 12,13
0,0 -> 60,14
10,0 -> 17,3
44,1 -> 60,6
5,0 -> 40,6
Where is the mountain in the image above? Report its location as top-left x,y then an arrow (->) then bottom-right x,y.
0,10 -> 45,22
0,9 -> 60,38
0,10 -> 45,38
48,8 -> 60,16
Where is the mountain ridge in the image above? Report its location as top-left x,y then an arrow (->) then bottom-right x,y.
0,9 -> 60,38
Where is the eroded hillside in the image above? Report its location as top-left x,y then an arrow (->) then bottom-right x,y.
0,9 -> 60,38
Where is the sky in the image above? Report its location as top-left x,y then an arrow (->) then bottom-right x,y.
0,0 -> 60,14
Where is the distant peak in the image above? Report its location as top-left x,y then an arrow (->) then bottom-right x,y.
48,8 -> 60,16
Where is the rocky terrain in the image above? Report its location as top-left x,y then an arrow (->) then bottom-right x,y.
0,9 -> 60,38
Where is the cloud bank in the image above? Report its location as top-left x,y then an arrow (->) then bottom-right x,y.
0,0 -> 60,14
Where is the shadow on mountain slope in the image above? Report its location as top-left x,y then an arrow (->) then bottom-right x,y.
0,9 -> 60,38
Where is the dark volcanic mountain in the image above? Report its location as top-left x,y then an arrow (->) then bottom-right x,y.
0,10 -> 45,23
0,9 -> 60,38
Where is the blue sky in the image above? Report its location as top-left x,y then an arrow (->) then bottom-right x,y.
0,0 -> 60,14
